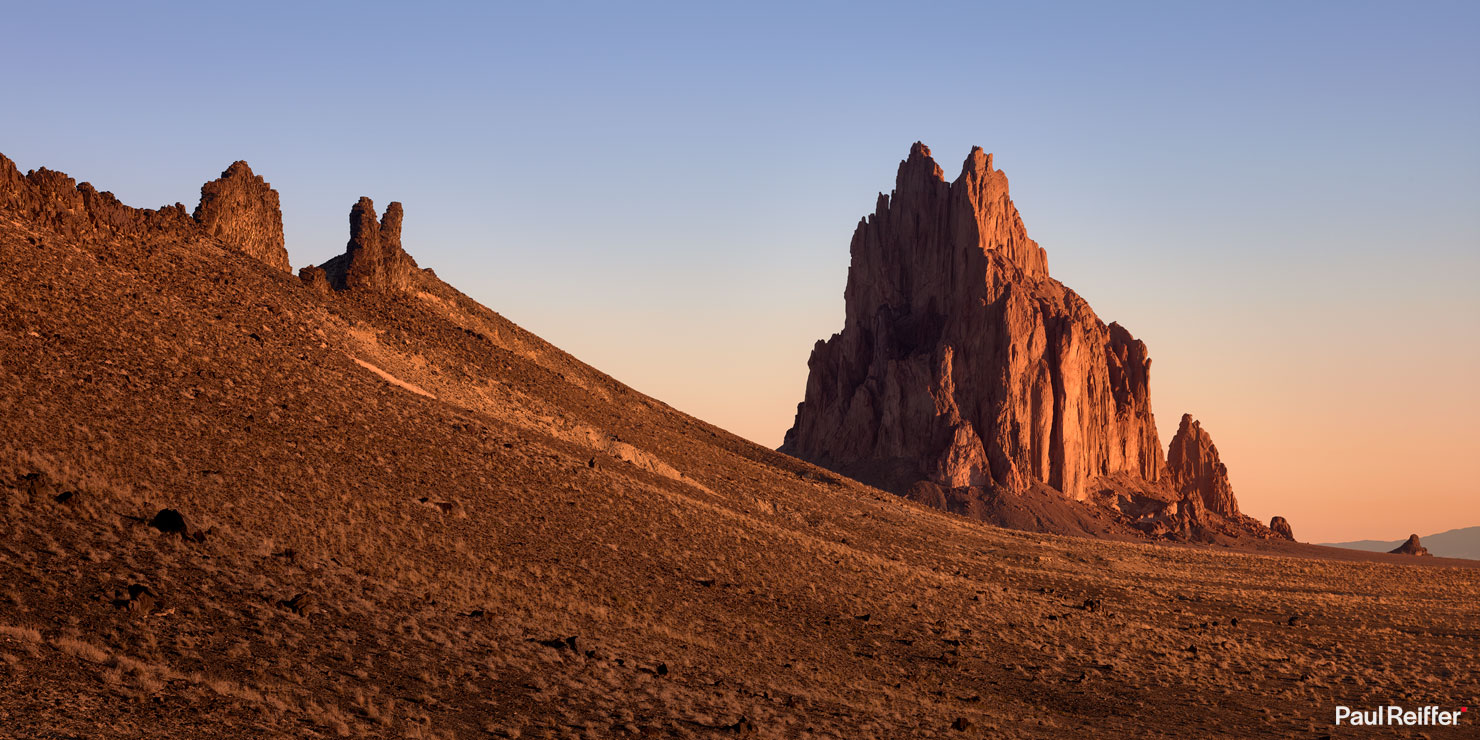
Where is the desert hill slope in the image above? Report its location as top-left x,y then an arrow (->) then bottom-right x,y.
0,154 -> 1476,739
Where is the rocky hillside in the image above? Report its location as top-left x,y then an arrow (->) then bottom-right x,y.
1,152 -> 1476,739
782,144 -> 1282,544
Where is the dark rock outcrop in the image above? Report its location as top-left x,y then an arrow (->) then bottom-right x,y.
1269,516 -> 1295,541
193,161 -> 289,271
148,508 -> 189,535
298,265 -> 331,295
0,153 -> 289,272
1389,534 -> 1431,556
0,154 -> 196,245
318,197 -> 419,293
781,143 -> 1161,502
1165,414 -> 1239,518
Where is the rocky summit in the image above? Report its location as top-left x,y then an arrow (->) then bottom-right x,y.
782,143 -> 1278,543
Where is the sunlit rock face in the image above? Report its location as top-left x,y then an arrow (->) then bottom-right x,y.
1165,413 -> 1240,519
194,161 -> 289,272
782,142 -> 1163,502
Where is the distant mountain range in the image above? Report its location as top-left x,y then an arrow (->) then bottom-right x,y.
1321,526 -> 1480,560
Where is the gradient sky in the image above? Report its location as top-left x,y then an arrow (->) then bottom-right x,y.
4,1 -> 1477,542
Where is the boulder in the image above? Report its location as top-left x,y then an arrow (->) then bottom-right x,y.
1389,534 -> 1430,556
1269,516 -> 1295,540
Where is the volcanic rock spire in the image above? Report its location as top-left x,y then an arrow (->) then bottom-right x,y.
1165,414 -> 1239,518
193,161 -> 289,272
314,197 -> 419,293
781,143 -> 1162,501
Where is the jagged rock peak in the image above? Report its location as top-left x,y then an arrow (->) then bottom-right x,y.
1269,516 -> 1295,541
0,152 -> 196,243
1389,534 -> 1431,556
782,142 -> 1162,504
193,161 -> 289,272
1165,414 -> 1239,519
319,197 -> 418,294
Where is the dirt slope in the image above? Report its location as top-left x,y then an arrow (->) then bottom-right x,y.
1,177 -> 1476,739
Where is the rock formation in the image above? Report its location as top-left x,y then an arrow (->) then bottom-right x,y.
1269,516 -> 1295,541
0,154 -> 196,244
782,143 -> 1161,502
1389,534 -> 1431,556
298,265 -> 332,296
0,154 -> 287,271
317,197 -> 419,293
1165,414 -> 1239,518
782,142 -> 1274,541
194,161 -> 289,271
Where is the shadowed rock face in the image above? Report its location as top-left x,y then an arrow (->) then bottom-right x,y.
1269,516 -> 1295,541
1166,414 -> 1239,519
193,161 -> 288,272
781,143 -> 1162,502
1390,534 -> 1431,556
318,197 -> 418,293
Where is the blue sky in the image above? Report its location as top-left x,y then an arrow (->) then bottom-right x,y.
4,1 -> 1477,541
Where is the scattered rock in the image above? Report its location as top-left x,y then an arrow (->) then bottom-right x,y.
277,592 -> 314,616
728,716 -> 756,735
951,717 -> 972,732
148,508 -> 189,536
417,497 -> 456,514
1389,534 -> 1431,556
112,584 -> 156,616
533,636 -> 579,652
18,472 -> 55,498
1081,597 -> 1103,613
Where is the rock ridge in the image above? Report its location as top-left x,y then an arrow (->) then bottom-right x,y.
0,153 -> 289,272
